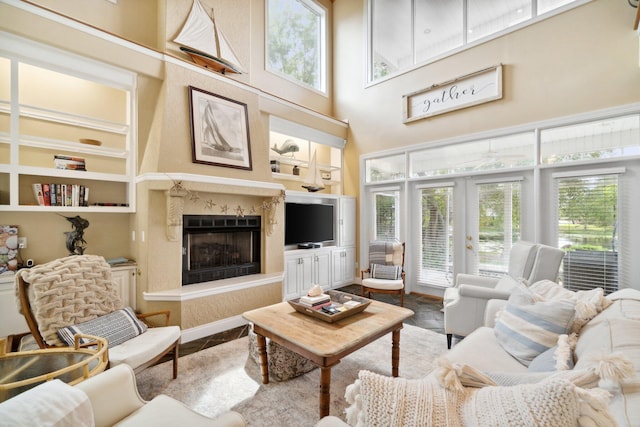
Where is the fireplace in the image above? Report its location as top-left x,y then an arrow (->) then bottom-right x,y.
182,215 -> 261,285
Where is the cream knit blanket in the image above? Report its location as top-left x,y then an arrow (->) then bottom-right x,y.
17,254 -> 123,347
345,370 -> 615,427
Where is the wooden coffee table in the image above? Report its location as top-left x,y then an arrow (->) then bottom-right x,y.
243,299 -> 414,418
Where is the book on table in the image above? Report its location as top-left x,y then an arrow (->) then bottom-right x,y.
299,293 -> 331,307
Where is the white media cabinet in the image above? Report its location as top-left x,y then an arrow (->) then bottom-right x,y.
283,192 -> 356,300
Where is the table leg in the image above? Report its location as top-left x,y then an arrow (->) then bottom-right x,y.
319,366 -> 331,418
392,328 -> 400,377
256,334 -> 269,384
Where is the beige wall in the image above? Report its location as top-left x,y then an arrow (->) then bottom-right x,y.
333,0 -> 640,174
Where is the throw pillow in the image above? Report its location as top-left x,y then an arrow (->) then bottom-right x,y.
371,263 -> 402,280
344,370 -> 615,427
494,287 -> 576,366
58,306 -> 147,348
528,345 -> 575,372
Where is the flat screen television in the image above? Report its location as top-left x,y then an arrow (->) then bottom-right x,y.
285,202 -> 334,246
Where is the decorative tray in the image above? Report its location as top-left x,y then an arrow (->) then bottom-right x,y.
288,290 -> 372,323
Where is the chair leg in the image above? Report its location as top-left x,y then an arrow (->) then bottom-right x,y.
172,342 -> 179,379
446,334 -> 452,349
399,290 -> 404,307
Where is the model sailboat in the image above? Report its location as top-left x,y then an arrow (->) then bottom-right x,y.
302,151 -> 325,192
174,0 -> 246,74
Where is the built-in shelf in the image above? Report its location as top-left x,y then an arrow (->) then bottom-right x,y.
0,32 -> 136,213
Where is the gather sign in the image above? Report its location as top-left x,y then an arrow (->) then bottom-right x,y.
402,64 -> 502,123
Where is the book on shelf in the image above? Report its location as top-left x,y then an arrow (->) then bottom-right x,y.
32,183 -> 44,206
42,184 -> 51,206
32,183 -> 90,207
54,154 -> 86,171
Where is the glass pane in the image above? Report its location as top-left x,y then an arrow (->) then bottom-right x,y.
541,114 -> 640,164
410,132 -> 535,177
365,154 -> 406,182
373,190 -> 400,241
538,0 -> 574,15
371,0 -> 412,79
267,0 -> 324,91
415,0 -> 463,63
477,182 -> 521,277
419,186 -> 454,287
467,0 -> 531,43
557,175 -> 618,294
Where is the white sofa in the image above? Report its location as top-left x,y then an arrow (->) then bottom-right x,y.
0,364 -> 246,427
318,287 -> 640,426
442,287 -> 640,426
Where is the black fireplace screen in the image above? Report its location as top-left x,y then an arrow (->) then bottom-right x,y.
182,215 -> 261,285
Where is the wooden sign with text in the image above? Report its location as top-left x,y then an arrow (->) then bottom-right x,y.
402,64 -> 503,123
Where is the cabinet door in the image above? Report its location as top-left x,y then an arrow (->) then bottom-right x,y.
343,247 -> 356,283
284,254 -> 315,299
314,252 -> 331,291
332,250 -> 345,287
111,268 -> 130,307
284,255 -> 302,300
332,247 -> 355,287
339,197 -> 356,247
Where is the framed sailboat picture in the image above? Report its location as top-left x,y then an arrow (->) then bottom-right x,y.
188,86 -> 252,170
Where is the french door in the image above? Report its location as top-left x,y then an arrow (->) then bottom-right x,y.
464,177 -> 523,277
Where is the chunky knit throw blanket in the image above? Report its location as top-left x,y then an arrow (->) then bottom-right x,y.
345,370 -> 616,427
17,254 -> 123,347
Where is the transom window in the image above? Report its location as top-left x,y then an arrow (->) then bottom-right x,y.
368,0 -> 583,83
266,0 -> 327,93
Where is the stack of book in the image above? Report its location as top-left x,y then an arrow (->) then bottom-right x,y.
54,154 -> 86,171
32,183 -> 89,207
298,293 -> 332,310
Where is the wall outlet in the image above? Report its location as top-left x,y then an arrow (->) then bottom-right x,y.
18,237 -> 27,249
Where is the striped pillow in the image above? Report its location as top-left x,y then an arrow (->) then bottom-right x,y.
494,287 -> 576,366
58,306 -> 147,349
371,263 -> 402,280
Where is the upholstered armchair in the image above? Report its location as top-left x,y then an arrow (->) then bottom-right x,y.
443,241 -> 565,348
361,241 -> 406,306
15,255 -> 181,378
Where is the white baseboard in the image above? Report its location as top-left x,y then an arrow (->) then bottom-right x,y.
179,315 -> 249,343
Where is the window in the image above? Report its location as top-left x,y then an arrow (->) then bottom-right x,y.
476,181 -> 521,276
368,0 -> 585,83
418,185 -> 454,287
365,154 -> 406,183
540,114 -> 640,165
371,188 -> 400,241
555,173 -> 619,294
266,0 -> 326,93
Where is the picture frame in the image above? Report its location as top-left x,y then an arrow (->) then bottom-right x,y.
402,64 -> 503,123
188,86 -> 252,170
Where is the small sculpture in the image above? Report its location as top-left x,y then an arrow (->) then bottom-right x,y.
308,284 -> 323,297
60,215 -> 90,255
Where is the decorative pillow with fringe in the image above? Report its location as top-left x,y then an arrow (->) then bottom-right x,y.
494,286 -> 576,366
528,333 -> 578,372
344,369 -> 615,427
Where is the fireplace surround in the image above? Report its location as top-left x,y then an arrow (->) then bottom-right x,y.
182,215 -> 261,285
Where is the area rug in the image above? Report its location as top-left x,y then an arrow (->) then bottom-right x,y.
136,324 -> 448,426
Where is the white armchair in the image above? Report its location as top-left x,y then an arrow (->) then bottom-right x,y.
0,364 -> 246,427
443,241 -> 565,348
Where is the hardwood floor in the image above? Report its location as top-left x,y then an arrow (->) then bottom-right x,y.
171,284 -> 445,359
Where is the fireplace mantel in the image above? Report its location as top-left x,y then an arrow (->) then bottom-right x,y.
137,173 -> 286,240
136,173 -> 285,195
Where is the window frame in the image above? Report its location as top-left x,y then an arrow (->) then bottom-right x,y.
265,0 -> 328,94
366,0 -> 592,85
